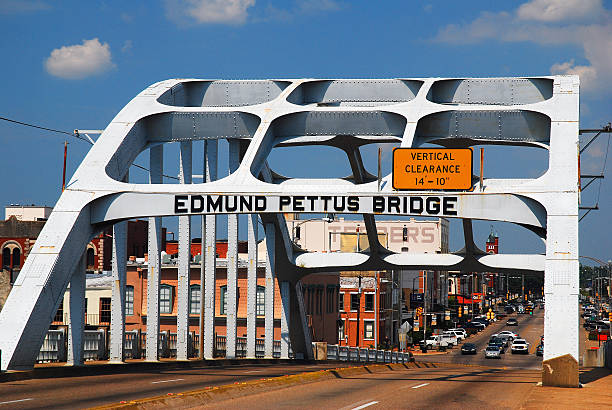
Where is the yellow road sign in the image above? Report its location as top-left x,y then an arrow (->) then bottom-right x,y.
392,148 -> 473,190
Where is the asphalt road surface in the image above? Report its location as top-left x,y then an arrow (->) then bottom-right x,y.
419,308 -> 544,370
0,362 -> 342,409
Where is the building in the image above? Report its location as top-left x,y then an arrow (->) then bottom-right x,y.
286,216 -> 449,348
5,204 -> 52,221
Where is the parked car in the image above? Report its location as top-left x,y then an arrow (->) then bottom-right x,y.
448,329 -> 465,342
424,335 -> 449,350
506,318 -> 518,326
536,344 -> 544,356
441,331 -> 458,347
511,338 -> 530,354
461,343 -> 477,355
485,345 -> 502,359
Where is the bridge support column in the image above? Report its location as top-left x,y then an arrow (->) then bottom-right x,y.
177,141 -> 192,361
226,140 -> 240,359
280,281 -> 290,359
67,253 -> 86,366
543,214 -> 579,387
110,220 -> 127,363
264,222 -> 275,358
203,140 -> 218,359
294,281 -> 313,359
246,214 -> 258,358
146,144 -> 163,361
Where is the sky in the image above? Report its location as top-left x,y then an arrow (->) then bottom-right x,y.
0,0 -> 611,265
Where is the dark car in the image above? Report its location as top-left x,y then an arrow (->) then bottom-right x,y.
488,339 -> 506,353
461,343 -> 477,355
536,344 -> 544,356
507,318 -> 518,326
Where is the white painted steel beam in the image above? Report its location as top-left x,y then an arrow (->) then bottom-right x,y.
226,140 -> 240,359
177,141 -> 192,360
146,145 -> 163,362
246,214 -> 258,358
110,220 -> 127,363
280,281 -> 290,359
67,253 -> 86,366
203,140 -> 218,359
264,222 -> 275,359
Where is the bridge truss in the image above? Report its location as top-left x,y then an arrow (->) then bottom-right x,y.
0,76 -> 579,385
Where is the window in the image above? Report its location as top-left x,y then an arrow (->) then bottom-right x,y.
256,285 -> 265,316
350,293 -> 360,311
338,293 -> 344,311
86,247 -> 95,268
220,285 -> 227,315
365,293 -> 374,311
364,320 -> 374,340
125,286 -> 134,315
2,248 -> 10,268
189,285 -> 201,315
54,303 -> 64,323
160,285 -> 173,314
100,298 -> 111,324
338,319 -> 345,341
12,248 -> 20,268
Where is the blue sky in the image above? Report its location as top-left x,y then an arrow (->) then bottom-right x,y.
0,0 -> 611,265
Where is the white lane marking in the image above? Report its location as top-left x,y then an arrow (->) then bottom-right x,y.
151,378 -> 185,384
350,401 -> 379,410
0,398 -> 34,405
244,370 -> 263,373
411,383 -> 430,389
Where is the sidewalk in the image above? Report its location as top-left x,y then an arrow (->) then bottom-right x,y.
521,367 -> 612,409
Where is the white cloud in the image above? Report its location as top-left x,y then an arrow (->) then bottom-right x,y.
0,0 -> 49,14
44,38 -> 115,80
166,0 -> 255,25
121,40 -> 133,54
517,0 -> 604,22
432,1 -> 612,93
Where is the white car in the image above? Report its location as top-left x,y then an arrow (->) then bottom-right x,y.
511,338 -> 530,354
448,329 -> 465,341
495,330 -> 518,340
441,331 -> 458,346
424,335 -> 449,349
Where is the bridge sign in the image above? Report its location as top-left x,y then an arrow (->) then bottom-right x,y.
392,148 -> 472,190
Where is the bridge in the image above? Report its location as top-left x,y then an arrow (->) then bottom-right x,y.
0,76 -> 579,387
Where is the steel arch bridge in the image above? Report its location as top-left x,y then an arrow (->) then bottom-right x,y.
0,76 -> 579,385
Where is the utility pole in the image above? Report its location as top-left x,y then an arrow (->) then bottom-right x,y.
423,271 -> 427,341
521,274 -> 525,302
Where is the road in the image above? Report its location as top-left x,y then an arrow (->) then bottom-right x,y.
199,364 -> 541,409
419,308 -> 544,370
0,362 -> 343,409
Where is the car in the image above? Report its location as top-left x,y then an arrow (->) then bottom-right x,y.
496,334 -> 513,345
536,344 -> 544,356
449,328 -> 467,340
488,339 -> 506,353
511,338 -> 530,354
485,345 -> 502,359
506,318 -> 518,326
461,343 -> 477,355
449,330 -> 465,342
441,331 -> 458,346
496,330 -> 518,340
505,306 -> 515,314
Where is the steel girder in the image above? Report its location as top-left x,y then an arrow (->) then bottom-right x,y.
0,76 -> 579,371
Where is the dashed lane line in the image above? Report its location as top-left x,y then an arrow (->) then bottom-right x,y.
151,378 -> 185,384
411,383 -> 430,389
0,398 -> 34,405
350,401 -> 379,410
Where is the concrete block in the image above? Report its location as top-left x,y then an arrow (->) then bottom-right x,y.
542,354 -> 579,387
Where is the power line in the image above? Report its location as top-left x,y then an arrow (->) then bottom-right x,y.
0,115 -> 92,145
1,114 -> 179,180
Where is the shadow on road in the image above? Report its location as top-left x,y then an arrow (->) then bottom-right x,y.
579,367 -> 612,384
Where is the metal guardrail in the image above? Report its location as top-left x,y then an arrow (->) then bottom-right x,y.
321,343 -> 412,364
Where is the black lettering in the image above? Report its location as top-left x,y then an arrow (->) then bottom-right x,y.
293,196 -> 305,211
373,196 -> 385,213
280,196 -> 291,210
320,196 -> 332,211
333,196 -> 345,212
388,196 -> 401,213
226,195 -> 238,212
307,196 -> 318,211
255,196 -> 266,211
190,195 -> 204,213
207,195 -> 223,212
402,196 -> 408,214
409,197 -> 423,214
426,197 -> 440,214
347,196 -> 359,212
443,197 -> 458,216
175,195 -> 188,213
240,196 -> 253,212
